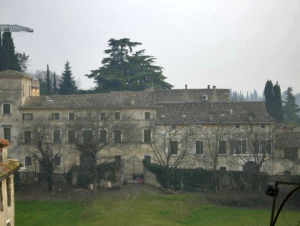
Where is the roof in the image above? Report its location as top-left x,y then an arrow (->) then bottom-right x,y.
276,132 -> 300,148
0,70 -> 32,79
155,89 -> 230,103
156,102 -> 275,124
21,91 -> 157,109
0,159 -> 20,181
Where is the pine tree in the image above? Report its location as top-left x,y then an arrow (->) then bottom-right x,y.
46,65 -> 52,95
53,72 -> 57,94
0,32 -> 21,71
264,80 -> 274,115
283,87 -> 299,124
272,82 -> 283,122
59,61 -> 77,95
86,38 -> 173,92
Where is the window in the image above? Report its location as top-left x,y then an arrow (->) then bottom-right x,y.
68,130 -> 75,143
254,140 -> 271,154
219,167 -> 227,171
100,130 -> 107,143
3,128 -> 11,141
69,112 -> 75,120
284,148 -> 298,160
53,130 -> 61,143
100,112 -> 106,120
144,155 -> 151,164
115,155 -> 122,163
169,141 -> 178,155
54,156 -> 61,166
52,113 -> 60,120
144,130 -> 151,143
22,113 -> 33,121
83,130 -> 93,144
24,131 -> 32,144
196,141 -> 203,154
236,124 -> 240,129
114,130 -> 121,143
202,95 -> 208,101
144,112 -> 150,120
230,140 -> 246,154
115,112 -> 120,120
25,156 -> 32,167
219,140 -> 227,154
3,103 -> 11,115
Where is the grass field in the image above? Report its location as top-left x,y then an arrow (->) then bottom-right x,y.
16,189 -> 300,226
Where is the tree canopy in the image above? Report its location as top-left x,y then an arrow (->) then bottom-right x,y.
0,32 -> 21,71
59,61 -> 77,95
283,87 -> 299,124
86,38 -> 173,92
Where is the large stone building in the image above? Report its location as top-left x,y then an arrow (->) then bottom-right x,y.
0,70 -> 298,179
0,139 -> 19,226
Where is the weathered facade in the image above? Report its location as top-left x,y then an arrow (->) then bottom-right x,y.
0,139 -> 19,226
0,70 -> 298,178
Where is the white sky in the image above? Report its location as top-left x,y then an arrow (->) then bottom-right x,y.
1,0 -> 300,94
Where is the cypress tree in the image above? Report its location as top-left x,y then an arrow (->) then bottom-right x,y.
272,82 -> 283,122
264,80 -> 274,115
283,87 -> 299,124
53,72 -> 57,94
59,61 -> 77,95
46,64 -> 52,95
0,32 -> 21,71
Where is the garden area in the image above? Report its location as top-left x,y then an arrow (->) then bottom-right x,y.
15,184 -> 300,226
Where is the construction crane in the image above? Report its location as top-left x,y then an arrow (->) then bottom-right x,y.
0,24 -> 33,33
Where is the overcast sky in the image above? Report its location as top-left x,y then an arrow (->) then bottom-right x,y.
1,0 -> 300,95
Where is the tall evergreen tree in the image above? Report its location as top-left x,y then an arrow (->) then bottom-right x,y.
46,64 -> 52,95
0,32 -> 21,71
86,38 -> 173,92
272,82 -> 283,122
59,61 -> 77,95
283,87 -> 299,124
53,72 -> 57,94
264,80 -> 274,115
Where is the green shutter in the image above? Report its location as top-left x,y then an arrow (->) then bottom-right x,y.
100,130 -> 107,143
242,140 -> 246,154
230,141 -> 234,154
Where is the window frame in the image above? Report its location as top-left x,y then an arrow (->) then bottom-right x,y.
114,130 -> 122,143
54,156 -> 61,166
169,140 -> 178,155
99,129 -> 107,143
144,130 -> 151,143
24,130 -> 32,144
68,112 -> 75,120
67,129 -> 76,144
144,112 -> 151,120
53,129 -> 61,143
52,112 -> 60,121
25,156 -> 32,167
2,103 -> 11,115
22,113 -> 33,121
83,129 -> 93,144
218,140 -> 227,155
100,112 -> 106,120
115,112 -> 121,120
3,127 -> 11,141
196,140 -> 204,155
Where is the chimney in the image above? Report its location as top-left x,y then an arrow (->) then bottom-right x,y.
185,84 -> 187,90
208,85 -> 210,90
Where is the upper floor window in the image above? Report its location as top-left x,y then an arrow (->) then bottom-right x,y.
114,130 -> 122,143
52,113 -> 60,120
24,131 -> 32,144
100,130 -> 107,143
144,112 -> 150,120
254,140 -> 271,154
22,113 -> 33,121
230,140 -> 246,154
196,141 -> 204,154
69,112 -> 75,120
100,113 -> 106,120
144,130 -> 151,143
25,156 -> 32,167
2,103 -> 11,115
53,130 -> 61,143
68,130 -> 75,144
284,148 -> 298,160
218,140 -> 227,154
169,141 -> 178,155
115,112 -> 121,120
54,156 -> 61,166
83,130 -> 93,144
3,127 -> 11,141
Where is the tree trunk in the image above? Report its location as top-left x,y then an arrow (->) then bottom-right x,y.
47,173 -> 53,192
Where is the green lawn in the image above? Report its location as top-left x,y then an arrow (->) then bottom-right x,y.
16,191 -> 300,226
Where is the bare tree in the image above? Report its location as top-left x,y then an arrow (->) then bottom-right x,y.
200,124 -> 236,191
20,119 -> 67,192
146,123 -> 199,189
68,109 -> 136,191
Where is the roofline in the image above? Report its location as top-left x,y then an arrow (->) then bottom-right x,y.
157,122 -> 275,125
